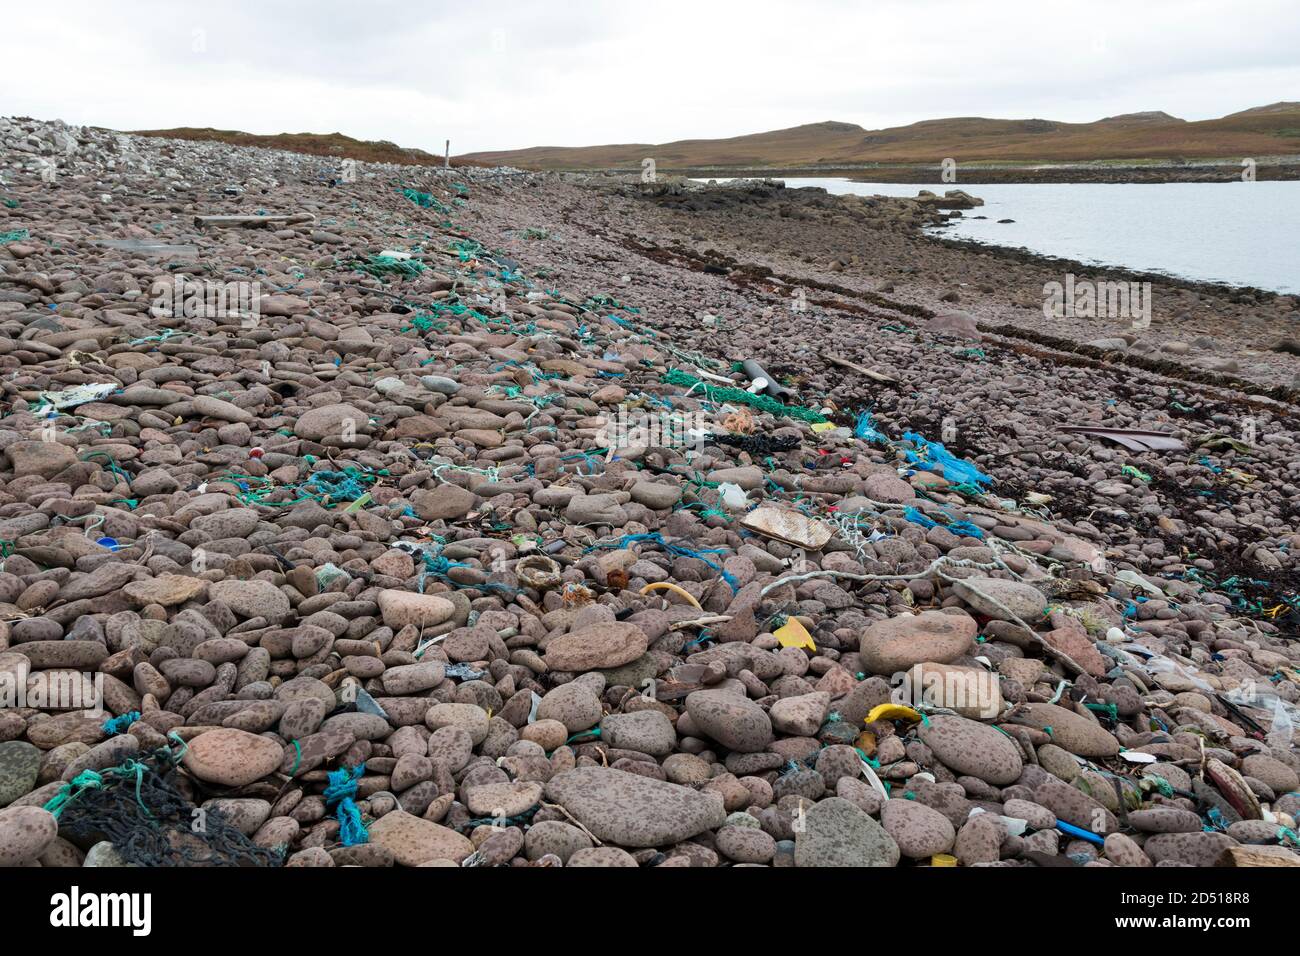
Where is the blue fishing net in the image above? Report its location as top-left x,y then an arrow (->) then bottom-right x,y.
901,431 -> 992,487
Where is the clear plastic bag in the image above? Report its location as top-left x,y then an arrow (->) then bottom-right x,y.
1221,683 -> 1300,747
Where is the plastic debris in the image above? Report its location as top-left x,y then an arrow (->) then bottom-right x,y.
741,506 -> 833,549
1059,425 -> 1186,452
901,431 -> 993,487
774,616 -> 816,651
32,382 -> 118,413
864,703 -> 924,725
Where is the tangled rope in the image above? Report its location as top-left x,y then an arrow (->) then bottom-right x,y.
586,531 -> 740,592
708,432 -> 800,455
324,763 -> 369,847
400,188 -> 452,214
661,369 -> 828,424
349,254 -> 426,278
43,735 -> 282,867
213,466 -> 384,509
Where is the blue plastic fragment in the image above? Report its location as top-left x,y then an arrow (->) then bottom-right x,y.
1055,820 -> 1105,846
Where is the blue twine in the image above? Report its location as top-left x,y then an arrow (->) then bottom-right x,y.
558,449 -> 606,474
324,762 -> 369,847
416,550 -> 520,597
585,532 -> 739,592
101,711 -> 141,735
683,629 -> 712,649
306,470 -> 374,501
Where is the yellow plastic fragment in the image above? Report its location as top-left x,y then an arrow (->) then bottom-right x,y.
931,854 -> 958,867
864,703 -> 923,725
774,616 -> 816,651
639,581 -> 702,610
810,421 -> 837,434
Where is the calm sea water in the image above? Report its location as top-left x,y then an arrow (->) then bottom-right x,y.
712,177 -> 1300,294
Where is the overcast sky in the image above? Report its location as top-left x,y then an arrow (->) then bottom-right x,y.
3,0 -> 1297,154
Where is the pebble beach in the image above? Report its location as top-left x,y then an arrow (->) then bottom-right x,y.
0,117 -> 1298,871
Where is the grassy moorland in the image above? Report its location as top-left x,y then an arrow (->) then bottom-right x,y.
455,103 -> 1300,172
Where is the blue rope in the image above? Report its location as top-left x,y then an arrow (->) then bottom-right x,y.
854,410 -> 888,443
585,532 -> 739,592
417,550 -> 520,596
101,711 -> 141,735
903,506 -> 937,529
324,762 -> 369,847
902,507 -> 984,539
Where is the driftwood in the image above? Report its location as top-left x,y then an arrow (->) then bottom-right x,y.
822,351 -> 898,383
194,214 -> 315,229
1217,845 -> 1300,867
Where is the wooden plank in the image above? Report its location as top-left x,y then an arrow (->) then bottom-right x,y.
1217,845 -> 1300,867
194,214 -> 315,228
91,239 -> 198,258
822,351 -> 897,383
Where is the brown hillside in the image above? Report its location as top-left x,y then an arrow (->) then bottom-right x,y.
457,106 -> 1300,170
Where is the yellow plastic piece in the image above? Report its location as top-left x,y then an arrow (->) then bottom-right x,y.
774,617 -> 816,652
639,581 -> 702,610
864,703 -> 923,725
810,421 -> 837,433
931,853 -> 958,867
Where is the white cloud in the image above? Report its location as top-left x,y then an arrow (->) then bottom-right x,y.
1,0 -> 1296,153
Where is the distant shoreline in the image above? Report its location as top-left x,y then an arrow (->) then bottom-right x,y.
615,176 -> 1299,401
676,159 -> 1300,184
